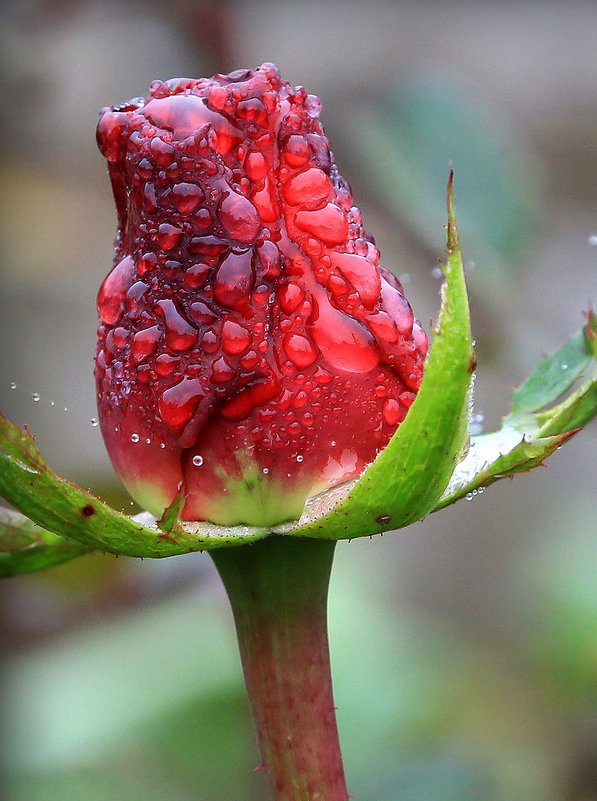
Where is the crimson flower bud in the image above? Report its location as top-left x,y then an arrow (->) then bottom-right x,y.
95,63 -> 428,527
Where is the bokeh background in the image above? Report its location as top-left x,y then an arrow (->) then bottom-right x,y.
1,1 -> 597,799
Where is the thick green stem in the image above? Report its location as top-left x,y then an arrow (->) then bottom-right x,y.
210,536 -> 348,801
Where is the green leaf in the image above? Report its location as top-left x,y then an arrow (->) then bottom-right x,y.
285,172 -> 474,540
434,312 -> 597,511
0,410 -> 271,559
0,507 -> 92,577
509,328 -> 592,421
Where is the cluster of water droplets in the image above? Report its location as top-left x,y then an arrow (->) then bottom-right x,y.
93,64 -> 430,522
8,381 -> 69,411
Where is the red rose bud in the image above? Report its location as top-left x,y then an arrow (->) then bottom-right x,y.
95,63 -> 428,527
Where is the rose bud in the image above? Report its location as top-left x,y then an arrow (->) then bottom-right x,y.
95,63 -> 428,527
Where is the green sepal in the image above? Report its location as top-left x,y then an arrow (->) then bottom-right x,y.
284,172 -> 474,539
0,411 -> 270,558
0,507 -> 92,577
434,311 -> 597,511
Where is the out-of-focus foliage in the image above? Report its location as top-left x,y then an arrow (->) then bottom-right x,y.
341,76 -> 543,286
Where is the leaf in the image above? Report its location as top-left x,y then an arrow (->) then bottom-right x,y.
0,410 -> 271,559
0,507 -> 91,577
157,487 -> 185,535
284,172 -> 474,540
509,327 -> 592,421
434,312 -> 597,510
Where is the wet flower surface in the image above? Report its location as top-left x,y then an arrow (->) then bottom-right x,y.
95,63 -> 428,526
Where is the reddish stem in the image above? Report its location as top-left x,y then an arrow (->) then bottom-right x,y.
210,536 -> 348,801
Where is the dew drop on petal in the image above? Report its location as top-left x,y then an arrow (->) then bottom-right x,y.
219,191 -> 260,243
296,454 -> 304,462
32,392 -> 40,402
283,168 -> 330,206
9,382 -> 16,390
312,302 -> 379,373
222,320 -> 252,355
192,455 -> 204,466
331,252 -> 381,308
294,204 -> 348,247
283,333 -> 318,369
131,433 -> 140,443
90,418 -> 98,427
382,398 -> 402,426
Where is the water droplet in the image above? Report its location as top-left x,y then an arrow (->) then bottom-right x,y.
31,392 -> 40,402
431,266 -> 444,279
160,442 -> 166,449
9,381 -> 16,390
132,325 -> 162,362
156,299 -> 198,351
465,492 -> 474,501
284,134 -> 311,167
470,412 -> 485,435
97,255 -> 135,325
214,249 -> 255,311
212,356 -> 236,383
222,320 -> 251,355
283,168 -> 330,206
477,487 -> 484,495
331,252 -> 381,308
157,223 -> 183,251
331,440 -> 336,446
382,398 -> 402,426
294,203 -> 348,246
219,190 -> 260,243
296,454 -> 304,462
279,282 -> 305,315
245,151 -> 268,181
64,407 -> 68,412
251,176 -> 278,223
375,514 -> 392,525
159,376 -> 204,440
283,332 -> 318,369
171,182 -> 204,214
561,363 -> 568,370
131,433 -> 140,443
588,234 -> 597,246
90,418 -> 98,427
192,455 -> 204,467
262,467 -> 269,474
146,438 -> 152,445
311,297 -> 379,373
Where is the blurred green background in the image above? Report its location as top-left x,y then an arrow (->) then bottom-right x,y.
1,1 -> 597,799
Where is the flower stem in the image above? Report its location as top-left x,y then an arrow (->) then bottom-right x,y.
210,536 -> 348,801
